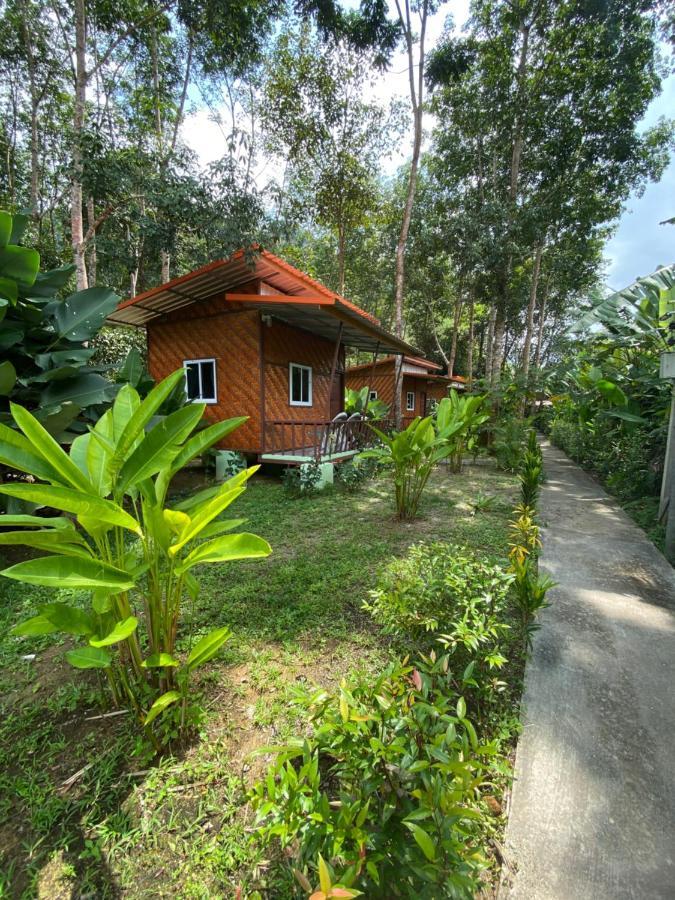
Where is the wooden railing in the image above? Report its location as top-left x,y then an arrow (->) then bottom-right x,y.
263,417 -> 387,462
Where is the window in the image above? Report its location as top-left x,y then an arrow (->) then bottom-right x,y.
289,363 -> 312,406
184,359 -> 217,403
406,391 -> 415,412
369,390 -> 378,401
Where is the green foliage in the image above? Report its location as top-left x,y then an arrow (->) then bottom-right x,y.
510,559 -> 556,648
0,371 -> 271,746
362,392 -> 487,520
251,653 -> 492,898
344,386 -> 390,421
364,542 -> 512,674
444,391 -> 490,473
520,430 -> 544,508
0,212 -> 120,437
282,459 -> 323,497
334,456 -> 378,492
492,417 -> 530,473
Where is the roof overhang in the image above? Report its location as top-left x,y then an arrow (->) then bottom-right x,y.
107,250 -> 418,356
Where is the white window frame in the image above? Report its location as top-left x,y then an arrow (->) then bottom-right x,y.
289,362 -> 313,407
183,358 -> 217,404
369,390 -> 378,401
406,391 -> 415,412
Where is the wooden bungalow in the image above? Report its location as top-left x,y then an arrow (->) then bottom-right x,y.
345,355 -> 459,426
108,249 -> 417,465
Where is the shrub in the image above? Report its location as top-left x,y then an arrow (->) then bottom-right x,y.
251,653 -> 491,898
0,370 -> 271,746
335,456 -> 377,492
283,459 -> 323,496
363,542 -> 512,673
520,430 -> 543,507
492,417 -> 529,472
510,559 -> 556,648
361,393 -> 486,520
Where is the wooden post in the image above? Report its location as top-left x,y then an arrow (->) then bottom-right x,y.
328,322 -> 344,402
363,341 -> 380,417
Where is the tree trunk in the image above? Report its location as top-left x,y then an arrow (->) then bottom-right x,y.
392,0 -> 428,428
337,225 -> 346,295
485,305 -> 496,384
86,195 -> 97,286
521,243 -> 543,380
72,0 -> 88,290
491,309 -> 506,386
466,289 -> 475,390
21,3 -> 40,219
448,295 -> 464,378
161,250 -> 170,283
533,282 -> 548,370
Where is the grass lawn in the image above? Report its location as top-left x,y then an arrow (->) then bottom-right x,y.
0,460 -> 520,899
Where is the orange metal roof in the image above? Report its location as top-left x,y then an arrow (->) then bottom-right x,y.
108,248 -> 417,355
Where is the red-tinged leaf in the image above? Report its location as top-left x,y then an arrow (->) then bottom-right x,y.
411,669 -> 422,691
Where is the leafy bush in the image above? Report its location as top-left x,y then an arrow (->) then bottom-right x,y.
251,653 -> 492,898
362,393 -> 486,520
335,456 -> 377,492
492,416 -> 530,472
282,459 -> 323,496
0,370 -> 271,746
510,559 -> 556,647
520,430 -> 543,507
364,542 -> 512,673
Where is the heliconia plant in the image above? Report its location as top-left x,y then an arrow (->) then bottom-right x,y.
0,369 -> 271,746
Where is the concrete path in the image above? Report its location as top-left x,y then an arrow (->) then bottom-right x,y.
502,441 -> 675,900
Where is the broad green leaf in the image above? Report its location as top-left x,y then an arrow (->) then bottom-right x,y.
9,213 -> 29,245
176,532 -> 271,573
0,422 -> 63,482
89,616 -> 138,647
1,556 -> 135,590
456,696 -> 466,719
404,822 -> 436,861
0,514 -> 72,529
12,614 -> 59,636
0,211 -> 11,247
144,690 -> 181,726
117,404 -> 205,494
42,372 -> 116,410
170,417 -> 248,474
0,360 -> 16,395
111,384 -> 140,439
52,286 -> 120,342
318,855 -> 331,895
186,626 -> 232,671
170,467 -> 257,554
66,646 -> 112,669
0,484 -> 141,534
141,653 -> 179,668
173,483 -> 223,512
40,601 -> 94,636
70,433 -> 91,476
10,402 -> 94,492
113,369 -> 186,467
198,518 -> 246,539
163,509 -> 191,534
0,244 -> 39,286
88,409 -> 114,496
35,402 -> 80,439
0,530 -> 92,559
118,348 -> 144,386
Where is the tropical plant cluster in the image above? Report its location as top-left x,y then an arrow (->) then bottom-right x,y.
548,267 -> 675,511
0,371 -> 271,747
362,392 -> 487,519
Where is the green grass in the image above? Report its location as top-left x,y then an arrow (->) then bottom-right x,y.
0,460 -> 519,898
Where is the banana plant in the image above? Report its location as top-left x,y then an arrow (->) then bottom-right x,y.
362,392 -> 484,520
0,369 -> 271,745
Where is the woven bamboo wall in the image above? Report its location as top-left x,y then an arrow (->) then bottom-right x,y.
346,362 -> 450,426
345,368 -> 395,406
147,306 -> 263,453
262,320 -> 342,424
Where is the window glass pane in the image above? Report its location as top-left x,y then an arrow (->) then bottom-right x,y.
185,363 -> 200,400
301,367 -> 310,403
201,361 -> 215,400
407,392 -> 415,410
291,366 -> 301,402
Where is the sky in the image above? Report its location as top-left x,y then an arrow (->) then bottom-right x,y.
184,0 -> 674,292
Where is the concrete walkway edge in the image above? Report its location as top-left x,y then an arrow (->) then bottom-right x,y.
501,440 -> 675,899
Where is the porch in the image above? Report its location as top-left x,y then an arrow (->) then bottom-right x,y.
260,415 -> 384,465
